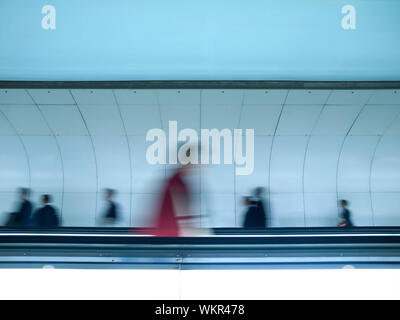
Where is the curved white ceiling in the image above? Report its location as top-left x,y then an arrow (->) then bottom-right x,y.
0,89 -> 399,228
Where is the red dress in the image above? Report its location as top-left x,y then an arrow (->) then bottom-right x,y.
154,171 -> 189,237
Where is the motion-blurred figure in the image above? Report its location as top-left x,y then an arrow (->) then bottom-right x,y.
153,143 -> 204,237
32,195 -> 60,228
5,188 -> 33,228
153,164 -> 194,237
243,187 -> 267,228
338,200 -> 353,228
102,189 -> 119,226
254,187 -> 268,227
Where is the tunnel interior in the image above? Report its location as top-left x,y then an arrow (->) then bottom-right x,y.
0,88 -> 399,229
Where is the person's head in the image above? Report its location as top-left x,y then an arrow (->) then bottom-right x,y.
253,187 -> 266,198
42,194 -> 52,205
104,189 -> 116,201
340,200 -> 348,209
19,188 -> 30,200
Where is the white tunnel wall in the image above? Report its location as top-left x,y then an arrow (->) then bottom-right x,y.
0,89 -> 399,227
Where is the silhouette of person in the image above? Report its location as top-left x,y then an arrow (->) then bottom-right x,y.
243,187 -> 267,229
243,197 -> 266,229
6,188 -> 33,228
152,143 -> 202,237
103,189 -> 119,225
153,164 -> 192,237
253,187 -> 268,228
32,195 -> 60,228
339,200 -> 353,228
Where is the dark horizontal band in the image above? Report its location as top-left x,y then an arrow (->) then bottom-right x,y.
1,81 -> 400,90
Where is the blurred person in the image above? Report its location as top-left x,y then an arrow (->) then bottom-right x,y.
243,197 -> 257,228
102,189 -> 119,226
32,195 -> 60,228
338,200 -> 353,228
154,165 -> 192,236
243,197 -> 266,229
5,188 -> 33,228
253,187 -> 268,228
243,187 -> 267,228
153,147 -> 200,237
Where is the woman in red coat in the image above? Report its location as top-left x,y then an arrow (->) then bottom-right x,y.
154,165 -> 192,237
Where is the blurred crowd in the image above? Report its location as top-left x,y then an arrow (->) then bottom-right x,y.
3,164 -> 353,234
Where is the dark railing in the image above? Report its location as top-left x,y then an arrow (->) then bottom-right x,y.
0,227 -> 400,269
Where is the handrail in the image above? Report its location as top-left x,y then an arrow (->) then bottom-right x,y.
1,228 -> 400,268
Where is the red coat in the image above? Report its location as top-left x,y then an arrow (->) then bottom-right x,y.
154,171 -> 189,237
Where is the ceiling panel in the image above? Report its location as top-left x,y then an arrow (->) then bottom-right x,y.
28,89 -> 75,105
243,90 -> 288,105
78,104 -> 125,135
270,136 -> 308,193
201,104 -> 242,130
276,105 -> 323,135
114,90 -> 158,105
371,135 -> 400,193
386,114 -> 400,135
202,90 -> 244,105
40,105 -> 88,136
129,135 -> 166,194
304,136 -> 344,193
337,136 -> 380,193
0,105 -> 51,135
239,105 -> 282,135
326,90 -> 373,105
71,90 -> 116,105
350,105 -> 400,135
0,136 -> 30,192
120,105 -> 162,136
0,89 -> 34,105
92,135 -> 131,193
285,90 -> 331,105
158,90 -> 200,105
57,136 -> 97,192
313,105 -> 363,135
160,104 -> 200,132
368,90 -> 400,105
2,90 -> 400,138
2,89 -> 399,108
235,136 -> 272,194
21,136 -> 63,193
0,111 -> 16,135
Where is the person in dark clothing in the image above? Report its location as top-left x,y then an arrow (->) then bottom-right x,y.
253,187 -> 268,228
243,196 -> 267,229
32,195 -> 60,228
339,200 -> 353,228
103,189 -> 119,225
6,188 -> 33,228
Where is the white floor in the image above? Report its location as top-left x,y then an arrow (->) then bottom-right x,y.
0,268 -> 399,299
